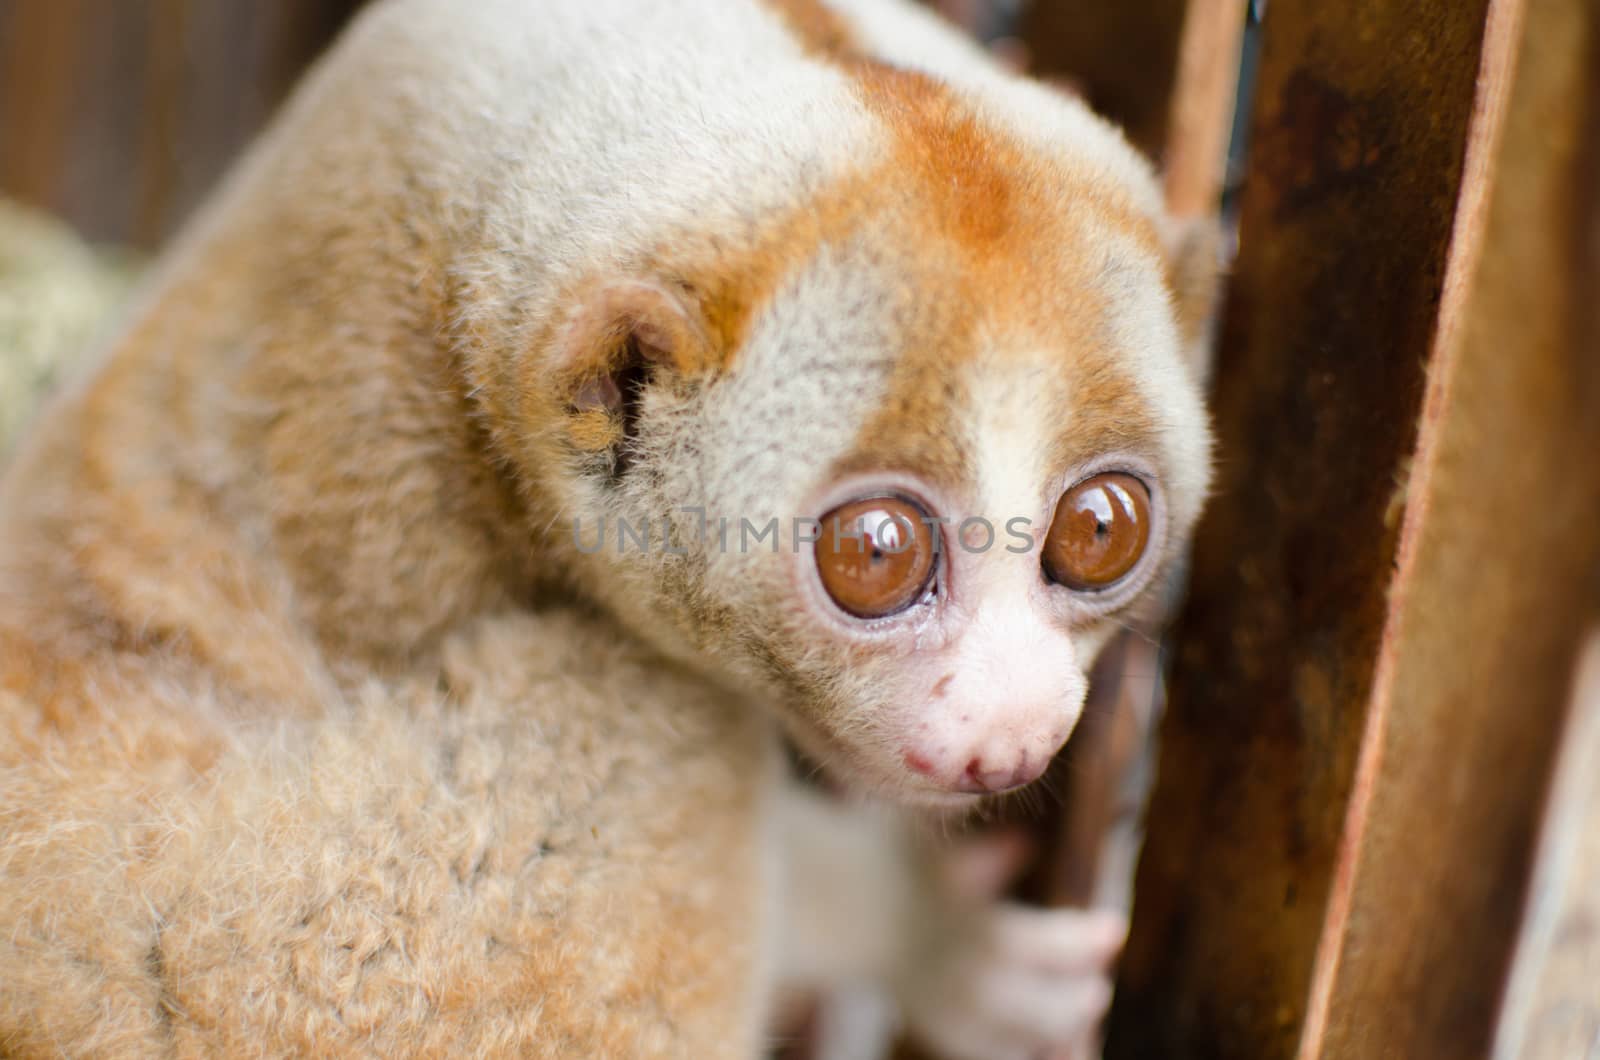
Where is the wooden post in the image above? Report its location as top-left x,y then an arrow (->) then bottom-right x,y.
1163,0 -> 1248,219
1107,0 -> 1600,1054
1299,0 -> 1600,1053
1019,0 -> 1190,158
0,0 -> 362,248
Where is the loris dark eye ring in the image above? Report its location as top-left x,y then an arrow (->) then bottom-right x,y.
814,496 -> 938,619
1042,472 -> 1152,591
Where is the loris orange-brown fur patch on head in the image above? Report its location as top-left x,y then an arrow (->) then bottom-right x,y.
819,64 -> 1168,489
709,8 -> 1166,486
479,1 -> 1181,488
761,0 -> 861,58
533,49 -> 1171,484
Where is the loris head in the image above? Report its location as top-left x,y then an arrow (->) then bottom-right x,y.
461,59 -> 1215,809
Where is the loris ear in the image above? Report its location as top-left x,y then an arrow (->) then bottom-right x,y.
1164,216 -> 1224,383
553,280 -> 716,464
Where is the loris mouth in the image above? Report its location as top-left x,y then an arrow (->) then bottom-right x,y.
784,715 -> 989,811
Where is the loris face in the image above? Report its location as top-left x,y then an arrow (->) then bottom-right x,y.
477,70 -> 1213,809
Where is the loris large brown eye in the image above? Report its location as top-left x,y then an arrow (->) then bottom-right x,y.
1042,473 -> 1152,591
815,497 -> 937,619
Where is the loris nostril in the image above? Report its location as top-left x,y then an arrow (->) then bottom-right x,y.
914,751 -> 1049,793
959,754 -> 1043,794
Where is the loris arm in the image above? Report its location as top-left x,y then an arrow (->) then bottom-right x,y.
777,783 -> 1126,1060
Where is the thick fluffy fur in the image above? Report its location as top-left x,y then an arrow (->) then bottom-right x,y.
1,612 -> 773,1056
0,0 -> 1212,1055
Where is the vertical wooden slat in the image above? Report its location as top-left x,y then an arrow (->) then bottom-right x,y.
1105,1 -> 1509,1055
1029,636 -> 1160,909
1018,0 -> 1190,158
1303,0 -> 1600,1052
0,0 -> 364,249
1162,0 -> 1247,218
0,0 -> 87,224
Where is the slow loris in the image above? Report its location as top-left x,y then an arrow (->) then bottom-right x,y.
0,0 -> 1214,1056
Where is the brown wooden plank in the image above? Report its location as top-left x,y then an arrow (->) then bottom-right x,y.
0,0 -> 363,248
1103,1 -> 1512,1055
1021,635 -> 1156,910
0,0 -> 89,227
1301,0 -> 1600,1052
1163,0 -> 1247,218
1018,0 -> 1191,158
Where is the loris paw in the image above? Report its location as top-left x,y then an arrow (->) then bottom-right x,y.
901,903 -> 1124,1060
898,834 -> 1125,1060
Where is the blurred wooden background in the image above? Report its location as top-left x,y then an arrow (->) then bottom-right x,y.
0,0 -> 362,248
0,0 -> 1200,250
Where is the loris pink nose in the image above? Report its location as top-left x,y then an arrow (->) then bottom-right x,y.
903,746 -> 1054,794
957,753 -> 1049,794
